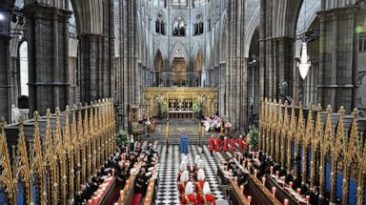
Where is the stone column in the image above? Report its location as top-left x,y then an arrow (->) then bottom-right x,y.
225,0 -> 246,131
219,62 -> 226,116
24,3 -> 71,114
120,0 -> 140,128
78,34 -> 103,102
0,34 -> 15,121
318,6 -> 358,112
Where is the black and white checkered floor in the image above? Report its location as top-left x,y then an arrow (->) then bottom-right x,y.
155,145 -> 224,205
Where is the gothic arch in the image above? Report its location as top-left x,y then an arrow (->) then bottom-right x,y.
170,41 -> 189,65
244,6 -> 260,58
294,0 -> 321,57
284,0 -> 304,37
70,0 -> 104,34
154,50 -> 164,73
191,42 -> 204,60
154,42 -> 168,62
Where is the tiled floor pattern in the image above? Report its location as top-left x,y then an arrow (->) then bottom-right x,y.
155,145 -> 224,204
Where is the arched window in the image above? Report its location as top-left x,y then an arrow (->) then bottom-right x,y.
194,14 -> 204,36
152,0 -> 166,7
155,14 -> 166,35
173,17 -> 186,36
19,41 -> 29,96
171,0 -> 187,9
193,0 -> 206,8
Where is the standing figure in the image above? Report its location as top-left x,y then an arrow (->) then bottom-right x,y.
238,135 -> 244,150
222,137 -> 228,152
130,135 -> 135,151
215,136 -> 221,152
208,135 -> 215,154
229,137 -> 236,152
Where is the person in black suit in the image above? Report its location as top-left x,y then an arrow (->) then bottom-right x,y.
237,172 -> 249,188
135,168 -> 149,194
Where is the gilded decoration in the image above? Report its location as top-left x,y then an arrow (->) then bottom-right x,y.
259,100 -> 366,205
143,87 -> 218,117
0,99 -> 116,204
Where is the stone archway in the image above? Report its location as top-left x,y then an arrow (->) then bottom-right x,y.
194,50 -> 204,86
247,29 -> 260,124
172,57 -> 187,87
154,50 -> 164,87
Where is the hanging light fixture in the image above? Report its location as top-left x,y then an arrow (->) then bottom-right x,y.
298,41 -> 311,80
298,0 -> 311,80
0,12 -> 5,21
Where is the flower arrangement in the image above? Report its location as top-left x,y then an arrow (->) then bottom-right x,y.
192,101 -> 202,118
248,126 -> 258,150
158,101 -> 169,119
116,129 -> 129,149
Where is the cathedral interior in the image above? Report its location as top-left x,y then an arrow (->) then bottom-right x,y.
0,0 -> 366,204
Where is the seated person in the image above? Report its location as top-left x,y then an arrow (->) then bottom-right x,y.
178,170 -> 190,194
135,168 -> 149,194
181,181 -> 197,205
228,159 -> 237,171
237,172 -> 249,188
177,161 -> 187,181
196,169 -> 206,192
197,182 -> 216,205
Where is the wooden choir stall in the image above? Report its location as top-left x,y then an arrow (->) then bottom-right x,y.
0,99 -> 117,205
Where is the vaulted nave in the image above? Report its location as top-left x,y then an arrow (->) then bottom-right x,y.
0,0 -> 366,204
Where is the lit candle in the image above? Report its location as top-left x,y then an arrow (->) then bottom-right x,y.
270,166 -> 274,175
272,187 -> 276,197
262,176 -> 266,187
289,181 -> 293,189
248,195 -> 252,205
297,188 -> 301,195
240,185 -> 244,193
306,195 -> 310,204
275,171 -> 279,178
284,198 -> 289,205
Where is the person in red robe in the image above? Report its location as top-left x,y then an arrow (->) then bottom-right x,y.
222,137 -> 228,152
197,182 -> 216,205
229,137 -> 236,152
177,162 -> 187,182
243,135 -> 249,151
215,136 -> 221,152
208,135 -> 215,154
196,169 -> 205,192
181,181 -> 197,205
238,135 -> 244,150
178,170 -> 189,194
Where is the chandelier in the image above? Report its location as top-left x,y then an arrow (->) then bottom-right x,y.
298,41 -> 311,80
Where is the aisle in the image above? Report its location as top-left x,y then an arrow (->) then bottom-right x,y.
156,145 -> 181,204
155,145 -> 224,205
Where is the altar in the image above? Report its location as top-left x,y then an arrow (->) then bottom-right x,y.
143,87 -> 218,119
